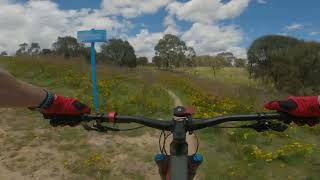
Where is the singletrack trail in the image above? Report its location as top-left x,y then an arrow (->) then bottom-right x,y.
0,90 -> 199,180
165,89 -> 197,155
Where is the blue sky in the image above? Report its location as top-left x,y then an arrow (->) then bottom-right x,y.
236,0 -> 320,46
1,0 -> 319,58
52,0 -> 320,44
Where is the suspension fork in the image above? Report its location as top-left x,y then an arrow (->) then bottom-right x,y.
155,120 -> 203,179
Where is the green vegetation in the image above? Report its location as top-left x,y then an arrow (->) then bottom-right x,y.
178,67 -> 257,86
248,35 -> 320,95
153,34 -> 196,69
154,69 -> 320,179
0,53 -> 320,179
100,39 -> 137,67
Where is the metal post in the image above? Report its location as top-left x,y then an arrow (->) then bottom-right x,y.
91,42 -> 99,112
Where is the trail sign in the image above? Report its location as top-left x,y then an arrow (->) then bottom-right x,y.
77,29 -> 107,112
77,29 -> 107,43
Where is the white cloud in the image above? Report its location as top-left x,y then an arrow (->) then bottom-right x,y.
167,0 -> 250,24
101,0 -> 173,18
128,29 -> 163,60
285,23 -> 304,31
257,0 -> 267,4
181,23 -> 246,58
0,0 -> 249,59
0,1 -> 131,54
161,0 -> 249,58
163,14 -> 180,35
310,32 -> 320,36
277,32 -> 288,36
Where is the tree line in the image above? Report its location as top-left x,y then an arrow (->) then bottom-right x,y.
12,34 -> 243,69
247,35 -> 320,95
8,32 -> 320,94
14,36 -> 142,67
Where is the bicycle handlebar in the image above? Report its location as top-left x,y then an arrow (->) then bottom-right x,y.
187,113 -> 286,131
80,112 -> 295,131
82,114 -> 172,131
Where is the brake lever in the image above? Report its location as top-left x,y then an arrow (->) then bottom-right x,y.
268,122 -> 288,132
82,121 -> 121,133
241,121 -> 288,132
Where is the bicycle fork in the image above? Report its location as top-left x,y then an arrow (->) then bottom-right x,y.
154,153 -> 203,180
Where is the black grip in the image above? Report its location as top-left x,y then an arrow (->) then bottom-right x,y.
43,114 -> 83,127
278,113 -> 320,126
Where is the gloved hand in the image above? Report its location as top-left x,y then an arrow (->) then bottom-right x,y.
36,91 -> 91,126
264,96 -> 320,126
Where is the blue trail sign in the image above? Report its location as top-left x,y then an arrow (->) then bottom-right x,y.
77,29 -> 107,112
77,29 -> 107,43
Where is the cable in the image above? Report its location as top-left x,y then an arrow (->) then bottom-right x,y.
193,132 -> 199,155
159,131 -> 165,154
83,122 -> 145,132
163,132 -> 172,156
115,125 -> 145,131
162,132 -> 168,155
211,126 -> 246,128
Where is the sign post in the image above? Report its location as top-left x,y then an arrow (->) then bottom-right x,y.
77,29 -> 107,112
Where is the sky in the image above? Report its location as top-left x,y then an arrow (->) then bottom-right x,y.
0,0 -> 319,59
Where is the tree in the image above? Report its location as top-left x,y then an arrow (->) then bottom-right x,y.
193,55 -> 226,77
209,56 -> 226,77
0,51 -> 7,56
52,36 -> 82,58
16,43 -> 29,56
154,34 -> 188,70
100,39 -> 137,67
137,57 -> 148,66
152,56 -> 162,69
247,35 -> 320,94
287,42 -> 320,94
28,42 -> 41,56
185,47 -> 196,67
41,49 -> 52,56
247,35 -> 300,86
76,46 -> 94,63
234,58 -> 246,67
217,52 -> 235,67
194,55 -> 229,67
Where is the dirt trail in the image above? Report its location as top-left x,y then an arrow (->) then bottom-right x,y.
165,89 -> 197,155
0,108 -> 73,180
0,89 -> 199,180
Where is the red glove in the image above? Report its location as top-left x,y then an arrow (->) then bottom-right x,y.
39,92 -> 91,126
41,95 -> 90,115
264,96 -> 320,126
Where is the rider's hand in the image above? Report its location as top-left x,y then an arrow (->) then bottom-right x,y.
264,96 -> 320,126
34,91 -> 91,126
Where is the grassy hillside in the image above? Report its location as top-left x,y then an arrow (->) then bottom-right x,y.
178,67 -> 258,86
0,56 -> 320,180
156,74 -> 320,180
0,56 -> 173,179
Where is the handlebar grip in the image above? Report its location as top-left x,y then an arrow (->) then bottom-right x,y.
43,114 -> 84,127
278,112 -> 320,126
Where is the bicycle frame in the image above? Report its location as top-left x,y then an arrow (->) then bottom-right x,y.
51,112 -> 298,180
156,118 -> 201,180
168,120 -> 190,180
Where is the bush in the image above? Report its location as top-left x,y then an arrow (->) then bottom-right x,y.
247,35 -> 320,95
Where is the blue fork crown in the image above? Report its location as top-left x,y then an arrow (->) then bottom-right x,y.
189,153 -> 203,178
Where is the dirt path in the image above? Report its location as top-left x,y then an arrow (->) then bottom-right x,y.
165,89 -> 197,155
0,89 -> 199,180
